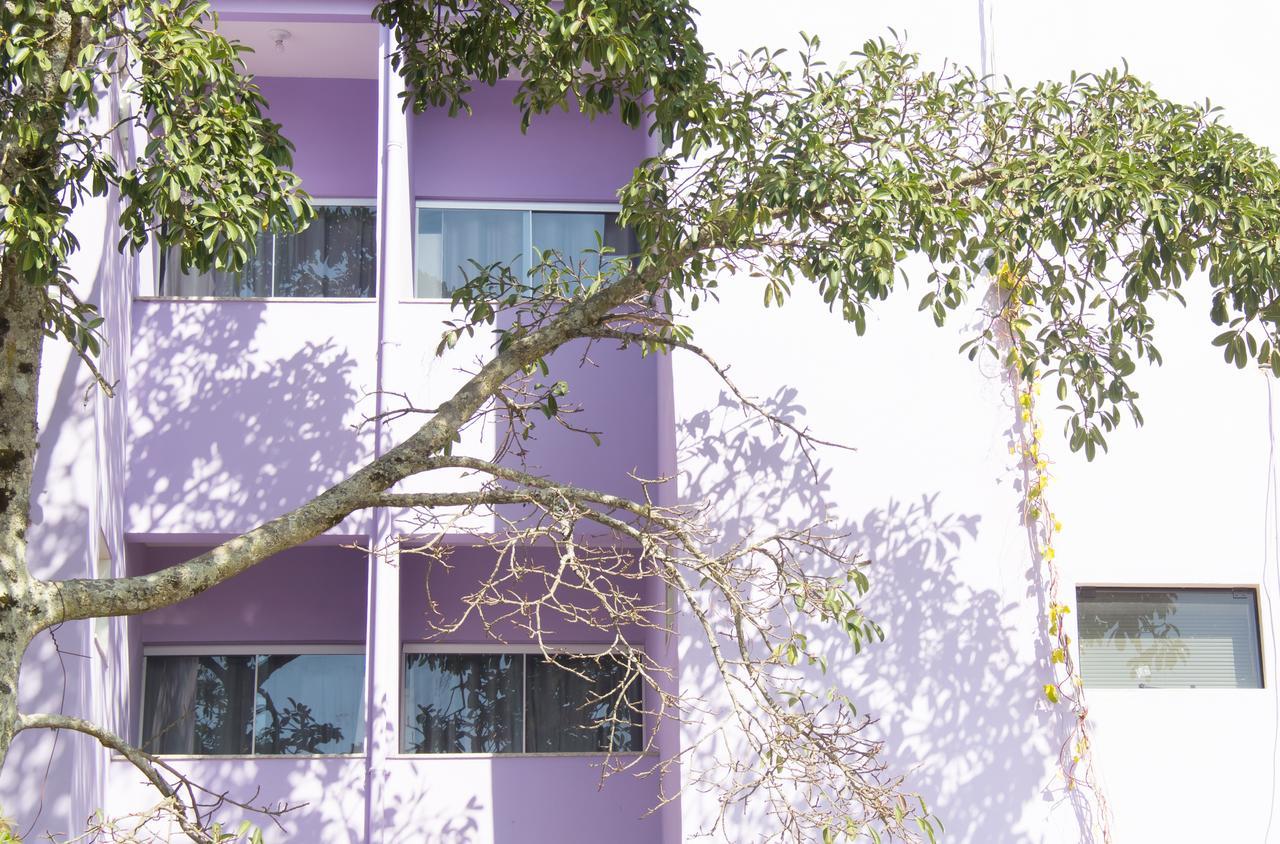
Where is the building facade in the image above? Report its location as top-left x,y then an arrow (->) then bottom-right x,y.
2,1 -> 1278,842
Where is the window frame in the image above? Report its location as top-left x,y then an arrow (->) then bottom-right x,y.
397,643 -> 648,758
143,198 -> 379,303
138,644 -> 368,759
1073,584 -> 1268,690
409,200 -> 625,303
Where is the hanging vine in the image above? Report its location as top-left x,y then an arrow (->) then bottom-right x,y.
997,265 -> 1114,844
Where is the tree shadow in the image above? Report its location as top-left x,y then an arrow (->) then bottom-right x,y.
126,301 -> 375,535
675,388 -> 1070,842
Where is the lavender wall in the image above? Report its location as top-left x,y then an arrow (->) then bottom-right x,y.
400,547 -> 649,644
110,39 -> 666,844
374,756 -> 661,844
110,757 -> 368,843
670,4 -> 1280,843
132,543 -> 369,645
258,76 -> 378,198
412,81 -> 646,203
126,299 -> 379,536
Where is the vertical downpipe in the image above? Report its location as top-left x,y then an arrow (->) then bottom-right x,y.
364,23 -> 410,844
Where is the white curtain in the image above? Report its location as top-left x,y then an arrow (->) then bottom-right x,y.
141,656 -> 198,753
417,209 -> 525,297
532,212 -> 605,284
254,654 -> 366,754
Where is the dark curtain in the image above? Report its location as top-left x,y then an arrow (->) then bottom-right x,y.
142,655 -> 255,754
525,655 -> 643,753
274,205 -> 377,297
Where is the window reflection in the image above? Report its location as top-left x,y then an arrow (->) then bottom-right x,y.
254,655 -> 366,754
159,205 -> 377,298
142,652 -> 365,755
142,655 -> 256,755
401,651 -> 644,754
273,206 -> 377,297
1077,587 -> 1263,688
402,653 -> 522,753
526,655 -> 643,753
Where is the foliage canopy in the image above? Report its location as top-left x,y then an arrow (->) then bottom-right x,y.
4,2 -> 1280,842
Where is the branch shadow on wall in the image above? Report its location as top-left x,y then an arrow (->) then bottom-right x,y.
126,303 -> 371,533
676,387 -> 1067,843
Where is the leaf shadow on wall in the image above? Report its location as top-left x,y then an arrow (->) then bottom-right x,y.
675,387 -> 1073,843
127,303 -> 371,534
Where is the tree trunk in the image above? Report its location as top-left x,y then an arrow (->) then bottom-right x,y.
0,8 -> 84,767
0,255 -> 53,767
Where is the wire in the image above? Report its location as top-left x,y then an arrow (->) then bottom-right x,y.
1262,374 -> 1279,842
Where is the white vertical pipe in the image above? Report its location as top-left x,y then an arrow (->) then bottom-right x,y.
363,22 -> 410,844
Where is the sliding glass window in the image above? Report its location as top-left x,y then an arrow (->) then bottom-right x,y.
1076,587 -> 1264,689
141,651 -> 366,755
158,203 -> 377,298
402,651 -> 644,753
415,205 -> 636,298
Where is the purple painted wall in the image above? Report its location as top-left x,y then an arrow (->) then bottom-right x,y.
126,300 -> 379,536
400,547 -> 650,644
413,81 -> 647,203
22,23 -> 666,844
258,77 -> 378,198
132,544 -> 369,645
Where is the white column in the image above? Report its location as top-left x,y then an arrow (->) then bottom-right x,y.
363,22 -> 411,844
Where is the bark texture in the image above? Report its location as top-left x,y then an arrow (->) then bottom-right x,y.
0,257 -> 54,767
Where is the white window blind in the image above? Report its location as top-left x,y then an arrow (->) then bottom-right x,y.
1076,587 -> 1264,689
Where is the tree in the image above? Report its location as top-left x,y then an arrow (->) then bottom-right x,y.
5,1 -> 1280,841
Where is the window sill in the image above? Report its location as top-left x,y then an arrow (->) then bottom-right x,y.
111,753 -> 365,762
387,751 -> 654,760
1080,686 -> 1268,692
135,296 -> 377,304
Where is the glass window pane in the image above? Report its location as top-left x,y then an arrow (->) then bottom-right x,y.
159,237 -> 272,297
273,205 -> 377,298
532,211 -> 605,286
602,212 -> 637,258
402,653 -> 522,753
526,655 -> 643,752
142,655 -> 198,753
532,212 -> 635,290
415,208 -> 443,298
415,209 -> 525,298
1077,587 -> 1264,689
142,655 -> 257,754
254,654 -> 366,754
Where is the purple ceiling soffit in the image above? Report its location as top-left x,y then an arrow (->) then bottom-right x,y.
212,0 -> 375,23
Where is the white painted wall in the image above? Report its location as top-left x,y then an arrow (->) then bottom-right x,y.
675,2 -> 1280,842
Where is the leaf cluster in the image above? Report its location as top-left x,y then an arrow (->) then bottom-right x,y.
374,0 -> 718,142
616,35 -> 1280,456
1,1 -> 308,356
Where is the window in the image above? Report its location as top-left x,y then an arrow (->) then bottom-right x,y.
158,203 -> 377,298
402,650 -> 644,753
1076,587 -> 1264,689
414,205 -> 636,298
141,651 -> 366,755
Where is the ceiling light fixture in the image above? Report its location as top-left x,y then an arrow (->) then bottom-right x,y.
268,28 -> 292,53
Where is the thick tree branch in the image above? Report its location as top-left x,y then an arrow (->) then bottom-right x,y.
47,242 -> 704,625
